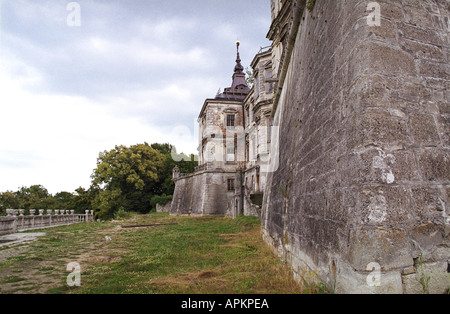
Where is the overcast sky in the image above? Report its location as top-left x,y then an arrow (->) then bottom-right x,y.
0,0 -> 271,194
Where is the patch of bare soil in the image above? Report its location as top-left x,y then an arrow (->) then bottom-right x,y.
0,245 -> 31,263
0,223 -> 127,294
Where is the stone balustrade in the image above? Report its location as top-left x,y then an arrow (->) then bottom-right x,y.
0,209 -> 94,236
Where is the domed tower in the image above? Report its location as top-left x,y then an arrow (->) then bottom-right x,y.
197,41 -> 250,168
216,41 -> 251,101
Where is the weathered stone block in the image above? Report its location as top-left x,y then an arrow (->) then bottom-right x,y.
390,150 -> 421,182
366,43 -> 416,77
418,149 -> 450,182
410,185 -> 447,223
402,260 -> 450,294
324,188 -> 345,222
409,113 -> 441,146
348,75 -> 391,108
419,60 -> 449,80
398,22 -> 444,46
438,102 -> 450,115
334,262 -> 403,294
410,223 -> 446,258
389,81 -> 432,105
347,109 -> 411,150
368,17 -> 397,41
0,217 -> 17,236
357,185 -> 412,227
348,227 -> 412,271
400,38 -> 445,62
379,1 -> 404,21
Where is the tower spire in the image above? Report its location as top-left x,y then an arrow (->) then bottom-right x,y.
234,40 -> 244,74
215,41 -> 250,101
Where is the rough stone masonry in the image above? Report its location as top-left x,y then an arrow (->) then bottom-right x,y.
261,0 -> 449,293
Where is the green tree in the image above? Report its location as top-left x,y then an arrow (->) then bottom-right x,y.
151,144 -> 198,196
91,143 -> 165,219
0,191 -> 21,215
151,143 -> 173,155
245,67 -> 254,88
53,191 -> 75,210
15,185 -> 51,210
71,186 -> 99,214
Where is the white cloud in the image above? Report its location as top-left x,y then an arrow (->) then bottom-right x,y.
4,0 -> 66,26
0,0 -> 271,195
138,17 -> 199,42
0,62 -> 198,194
0,42 -> 45,88
78,34 -> 214,72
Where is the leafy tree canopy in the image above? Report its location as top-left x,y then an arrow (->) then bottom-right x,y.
91,143 -> 166,219
0,185 -> 94,215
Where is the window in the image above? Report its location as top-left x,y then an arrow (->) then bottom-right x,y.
226,146 -> 235,155
227,114 -> 235,127
268,119 -> 274,143
226,145 -> 235,162
245,140 -> 249,162
265,69 -> 274,92
227,179 -> 235,191
252,135 -> 257,161
264,68 -> 274,92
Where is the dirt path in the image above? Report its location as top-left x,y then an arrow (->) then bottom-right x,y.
0,222 -> 124,294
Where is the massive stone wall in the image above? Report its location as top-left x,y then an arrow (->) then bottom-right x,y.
171,170 -> 237,217
262,0 -> 449,293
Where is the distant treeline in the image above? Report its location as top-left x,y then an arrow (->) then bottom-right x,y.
0,143 -> 197,219
0,184 -> 95,215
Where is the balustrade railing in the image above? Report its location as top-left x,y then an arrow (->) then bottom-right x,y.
0,209 -> 94,236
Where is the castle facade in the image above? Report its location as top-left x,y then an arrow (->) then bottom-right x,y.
171,0 -> 449,294
170,43 -> 274,218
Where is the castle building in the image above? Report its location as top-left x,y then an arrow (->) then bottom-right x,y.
173,0 -> 449,294
171,42 -> 274,218
241,47 -> 274,216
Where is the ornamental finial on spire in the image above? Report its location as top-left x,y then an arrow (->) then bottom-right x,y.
234,40 -> 244,74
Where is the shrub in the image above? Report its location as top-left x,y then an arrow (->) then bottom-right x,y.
114,207 -> 134,220
150,194 -> 173,211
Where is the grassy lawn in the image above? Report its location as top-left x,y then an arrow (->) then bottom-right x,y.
0,213 -> 306,294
